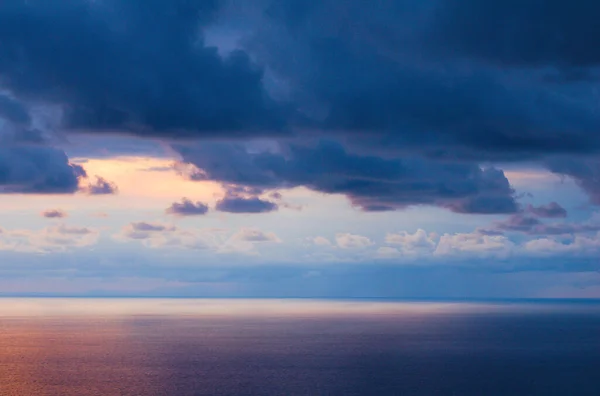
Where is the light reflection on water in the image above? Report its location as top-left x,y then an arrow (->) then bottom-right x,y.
1,299 -> 600,395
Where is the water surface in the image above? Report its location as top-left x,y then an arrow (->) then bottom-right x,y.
1,299 -> 599,395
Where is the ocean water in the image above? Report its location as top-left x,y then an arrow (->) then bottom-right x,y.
1,299 -> 599,395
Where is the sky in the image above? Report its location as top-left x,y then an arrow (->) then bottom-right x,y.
1,0 -> 600,298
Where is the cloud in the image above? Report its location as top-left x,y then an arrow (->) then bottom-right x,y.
41,209 -> 67,219
1,0 -> 600,222
0,0 -> 285,136
524,233 -> 600,256
311,236 -> 332,246
385,229 -> 436,255
0,224 -> 99,253
530,222 -> 600,236
1,0 -> 598,160
434,232 -> 515,259
2,0 -> 599,160
175,140 -> 518,213
484,212 -> 600,236
493,214 -> 543,233
166,198 -> 209,216
80,176 -> 118,195
429,0 -> 600,68
0,145 -> 84,194
526,202 -> 568,218
215,195 -> 278,213
375,246 -> 402,259
120,222 -> 177,240
241,0 -> 600,159
0,94 -> 30,125
231,228 -> 280,243
335,233 -> 373,249
220,227 -> 281,254
116,222 -> 222,250
546,158 -> 600,205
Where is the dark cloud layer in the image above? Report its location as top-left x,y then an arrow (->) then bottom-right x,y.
0,0 -> 285,136
546,158 -> 600,205
0,145 -> 84,193
1,0 -> 600,212
176,140 -> 518,213
245,0 -> 600,159
0,94 -> 30,125
1,0 -> 599,155
431,0 -> 600,68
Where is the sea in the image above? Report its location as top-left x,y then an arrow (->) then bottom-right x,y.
1,298 -> 599,395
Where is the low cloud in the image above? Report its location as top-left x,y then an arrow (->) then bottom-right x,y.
434,233 -> 515,259
311,236 -> 333,246
524,233 -> 600,256
526,202 -> 568,218
120,222 -> 177,240
116,223 -> 281,254
231,228 -> 281,243
0,224 -> 99,253
215,195 -> 278,214
41,209 -> 67,219
116,222 -> 222,250
385,229 -> 436,255
220,228 -> 281,255
80,176 -> 118,195
484,212 -> 600,236
166,198 -> 209,216
335,233 -> 373,249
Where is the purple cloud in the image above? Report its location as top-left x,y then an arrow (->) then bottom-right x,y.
166,198 -> 209,216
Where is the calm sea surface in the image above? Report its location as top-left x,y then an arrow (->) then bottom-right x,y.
1,299 -> 599,395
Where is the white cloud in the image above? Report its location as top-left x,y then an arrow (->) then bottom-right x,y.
335,233 -> 373,249
376,246 -> 402,258
434,232 -> 515,259
0,224 -> 99,253
524,233 -> 600,256
311,236 -> 332,246
385,229 -> 436,256
115,222 -> 224,250
231,228 -> 281,243
220,228 -> 281,255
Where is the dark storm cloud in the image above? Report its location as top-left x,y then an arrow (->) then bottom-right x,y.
0,145 -> 84,193
0,0 -> 285,136
166,198 -> 209,216
244,0 -> 600,158
0,90 -> 104,196
546,158 -> 600,205
0,0 -> 598,157
430,0 -> 600,68
0,94 -> 30,125
1,0 -> 599,212
175,140 -> 518,213
215,196 -> 278,214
